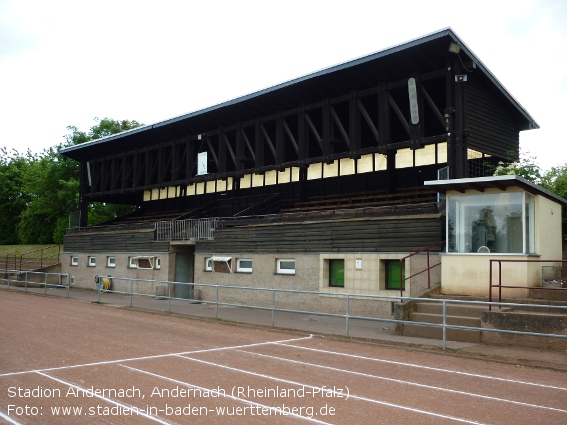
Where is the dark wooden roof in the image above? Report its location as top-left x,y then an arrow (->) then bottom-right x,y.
61,28 -> 538,162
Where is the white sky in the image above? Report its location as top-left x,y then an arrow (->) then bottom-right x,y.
1,0 -> 565,171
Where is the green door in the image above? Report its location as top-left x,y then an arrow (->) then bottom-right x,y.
386,260 -> 405,290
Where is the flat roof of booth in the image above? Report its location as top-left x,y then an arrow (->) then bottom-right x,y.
424,175 -> 567,205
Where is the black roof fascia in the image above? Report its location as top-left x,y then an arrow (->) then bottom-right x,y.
61,28 -> 538,160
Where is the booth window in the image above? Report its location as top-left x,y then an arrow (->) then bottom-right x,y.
329,259 -> 345,287
107,257 -> 116,268
447,192 -> 535,254
88,256 -> 96,267
70,256 -> 78,266
205,257 -> 213,271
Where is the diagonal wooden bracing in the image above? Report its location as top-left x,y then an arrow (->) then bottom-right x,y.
84,69 -> 451,199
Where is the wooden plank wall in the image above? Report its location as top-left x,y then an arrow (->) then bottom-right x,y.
466,76 -> 520,158
196,215 -> 444,254
64,229 -> 169,253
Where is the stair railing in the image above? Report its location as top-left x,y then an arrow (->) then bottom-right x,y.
489,258 -> 567,310
399,240 -> 445,300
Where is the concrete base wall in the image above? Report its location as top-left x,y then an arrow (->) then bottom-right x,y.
481,310 -> 567,350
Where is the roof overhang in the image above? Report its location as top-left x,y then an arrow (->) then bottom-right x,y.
60,27 -> 538,162
424,175 -> 567,205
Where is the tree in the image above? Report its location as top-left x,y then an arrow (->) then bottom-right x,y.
491,150 -> 542,184
0,149 -> 33,244
13,118 -> 142,244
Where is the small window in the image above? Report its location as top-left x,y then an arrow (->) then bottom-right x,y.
70,256 -> 78,266
205,257 -> 213,271
277,259 -> 295,275
107,257 -> 116,268
329,259 -> 345,287
237,259 -> 253,273
129,257 -> 137,268
155,257 -> 161,269
385,260 -> 405,290
88,256 -> 96,267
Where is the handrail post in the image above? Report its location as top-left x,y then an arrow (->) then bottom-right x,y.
130,279 -> 133,307
215,286 -> 219,320
168,282 -> 171,313
499,261 -> 503,308
427,249 -> 431,289
44,272 -> 48,294
346,295 -> 350,337
66,274 -> 70,298
271,290 -> 275,327
489,260 -> 493,311
442,300 -> 447,350
399,259 -> 403,302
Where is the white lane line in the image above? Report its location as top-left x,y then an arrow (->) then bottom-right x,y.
121,364 -> 333,425
0,411 -> 22,425
279,343 -> 567,391
175,354 -> 491,425
36,371 -> 176,425
236,349 -> 567,414
0,335 -> 313,378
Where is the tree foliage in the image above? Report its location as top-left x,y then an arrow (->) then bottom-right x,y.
2,118 -> 142,245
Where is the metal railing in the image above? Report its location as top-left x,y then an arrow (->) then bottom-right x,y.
91,276 -> 567,350
19,245 -> 61,271
155,218 -> 218,241
489,259 -> 567,310
399,240 -> 445,300
0,270 -> 71,297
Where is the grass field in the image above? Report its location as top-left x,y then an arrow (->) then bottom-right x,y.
0,244 -> 62,258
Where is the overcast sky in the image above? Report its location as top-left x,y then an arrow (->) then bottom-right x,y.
1,0 -> 565,171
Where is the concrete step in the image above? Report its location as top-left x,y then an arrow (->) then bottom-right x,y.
401,301 -> 483,343
409,312 -> 480,327
414,302 -> 489,318
405,312 -> 481,342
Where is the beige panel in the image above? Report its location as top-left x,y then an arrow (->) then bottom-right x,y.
375,154 -> 387,171
143,190 -> 151,202
415,145 -> 436,166
252,173 -> 264,187
291,167 -> 300,182
226,177 -> 233,190
357,154 -> 373,174
265,170 -> 277,186
438,142 -> 448,163
323,160 -> 339,178
307,163 -> 323,180
196,182 -> 205,195
151,188 -> 159,200
240,174 -> 251,189
167,186 -> 177,198
206,180 -> 216,193
186,184 -> 195,196
396,148 -> 413,168
216,179 -> 227,192
278,168 -> 290,184
467,148 -> 483,160
159,188 -> 168,199
340,158 -> 355,176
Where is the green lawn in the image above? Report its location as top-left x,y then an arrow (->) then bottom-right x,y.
0,245 -> 62,258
